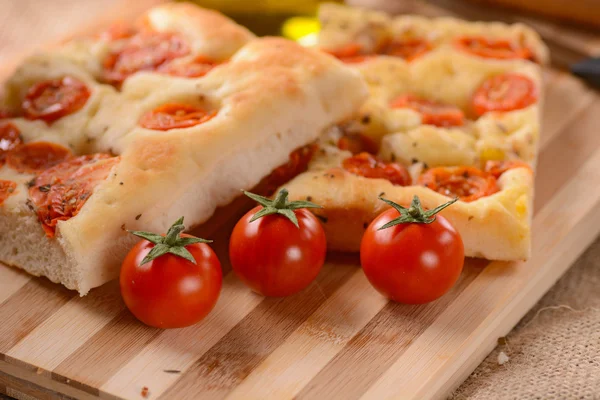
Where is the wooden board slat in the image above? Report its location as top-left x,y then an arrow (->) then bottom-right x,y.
2,2 -> 600,400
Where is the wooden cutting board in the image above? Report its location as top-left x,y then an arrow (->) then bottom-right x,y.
2,2 -> 600,400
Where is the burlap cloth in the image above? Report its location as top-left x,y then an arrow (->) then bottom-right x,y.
452,235 -> 600,399
1,1 -> 599,399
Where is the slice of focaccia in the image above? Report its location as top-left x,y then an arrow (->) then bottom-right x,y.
280,3 -> 547,261
0,4 -> 368,295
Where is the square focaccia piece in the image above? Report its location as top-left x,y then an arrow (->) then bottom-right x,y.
279,4 -> 546,261
0,8 -> 368,294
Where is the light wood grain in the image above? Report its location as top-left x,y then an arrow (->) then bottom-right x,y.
225,270 -> 388,400
540,71 -> 595,150
100,275 -> 262,399
0,267 -> 30,304
6,282 -> 125,371
2,2 -> 600,400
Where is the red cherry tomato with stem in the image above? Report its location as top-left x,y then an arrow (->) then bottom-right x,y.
229,189 -> 326,297
361,196 -> 464,304
120,217 -> 222,328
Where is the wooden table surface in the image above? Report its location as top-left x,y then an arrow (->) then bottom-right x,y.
1,1 -> 599,399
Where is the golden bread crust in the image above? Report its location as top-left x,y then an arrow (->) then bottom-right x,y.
284,165 -> 533,260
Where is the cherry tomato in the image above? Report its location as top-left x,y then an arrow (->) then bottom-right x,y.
472,73 -> 538,116
0,180 -> 17,206
0,123 -> 22,151
159,56 -> 220,78
29,154 -> 118,237
22,77 -> 91,124
103,32 -> 190,85
139,103 -> 216,131
418,166 -> 499,202
229,189 -> 326,297
454,36 -> 534,61
324,43 -> 373,64
6,142 -> 72,174
121,218 -> 222,328
342,152 -> 411,186
381,38 -> 432,61
0,123 -> 23,167
361,196 -> 464,304
484,160 -> 532,179
337,134 -> 379,155
390,94 -> 465,127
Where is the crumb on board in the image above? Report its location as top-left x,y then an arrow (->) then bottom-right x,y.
141,386 -> 150,398
497,351 -> 509,365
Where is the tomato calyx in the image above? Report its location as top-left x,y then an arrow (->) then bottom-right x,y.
378,195 -> 458,230
128,216 -> 212,265
244,188 -> 322,229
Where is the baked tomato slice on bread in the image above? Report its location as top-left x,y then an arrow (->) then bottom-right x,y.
454,36 -> 534,61
324,43 -> 373,64
229,189 -> 326,297
325,38 -> 432,63
7,142 -> 72,174
122,217 -> 222,328
262,144 -> 318,195
484,159 -> 532,178
390,95 -> 465,127
472,73 -> 538,116
158,56 -> 221,78
103,32 -> 190,85
418,166 -> 499,202
380,38 -> 432,61
29,154 -> 119,237
22,77 -> 91,124
0,109 -> 17,119
337,133 -> 379,155
0,123 -> 23,167
361,195 -> 464,304
139,103 -> 216,131
0,180 -> 17,206
343,152 -> 411,186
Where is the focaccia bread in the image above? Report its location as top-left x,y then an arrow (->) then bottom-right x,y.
0,4 -> 368,294
280,3 -> 546,260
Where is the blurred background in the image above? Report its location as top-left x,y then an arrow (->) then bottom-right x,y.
1,0 -> 600,70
